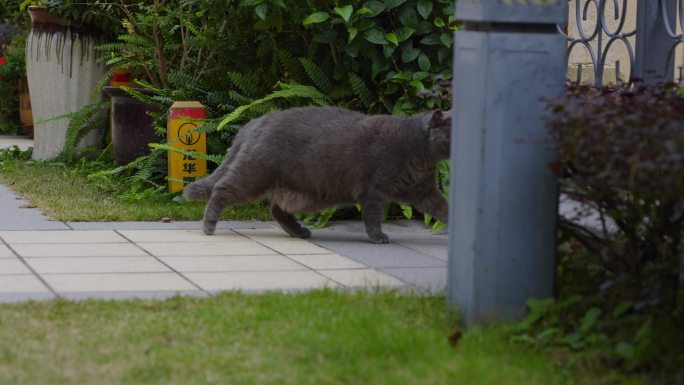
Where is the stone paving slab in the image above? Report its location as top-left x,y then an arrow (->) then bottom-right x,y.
380,267 -> 447,293
66,221 -> 272,230
0,230 -> 128,243
26,256 -> 171,274
159,255 -> 307,273
394,239 -> 449,262
0,292 -> 57,303
0,135 -> 33,151
0,274 -> 50,293
284,253 -> 367,270
118,229 -> 245,243
0,224 -> 446,303
319,269 -> 406,288
191,270 -> 342,292
309,238 -> 447,269
61,291 -> 209,301
14,242 -> 149,258
139,240 -> 279,257
0,244 -> 14,258
42,272 -> 200,293
0,258 -> 32,274
0,185 -> 70,231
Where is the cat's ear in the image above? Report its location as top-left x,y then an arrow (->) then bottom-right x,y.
427,110 -> 451,128
429,110 -> 444,127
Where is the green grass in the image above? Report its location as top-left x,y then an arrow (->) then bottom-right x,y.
0,290 -> 590,385
0,160 -> 271,221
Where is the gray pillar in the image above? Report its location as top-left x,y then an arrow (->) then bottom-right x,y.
634,0 -> 677,83
448,1 -> 567,326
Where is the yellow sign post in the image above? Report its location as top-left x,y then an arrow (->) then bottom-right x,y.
167,101 -> 207,193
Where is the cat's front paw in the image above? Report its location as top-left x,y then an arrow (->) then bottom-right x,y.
280,225 -> 311,239
369,233 -> 390,244
296,227 -> 312,239
203,220 -> 217,235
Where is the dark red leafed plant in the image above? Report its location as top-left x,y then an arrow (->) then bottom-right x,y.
548,82 -> 684,313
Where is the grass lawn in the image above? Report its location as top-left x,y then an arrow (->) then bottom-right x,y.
0,160 -> 270,221
0,290 -> 593,385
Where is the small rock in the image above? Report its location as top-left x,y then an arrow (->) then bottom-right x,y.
161,217 -> 173,223
448,329 -> 463,347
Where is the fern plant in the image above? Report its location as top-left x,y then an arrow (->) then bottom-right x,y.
51,101 -> 109,163
149,143 -> 224,166
301,207 -> 338,229
87,148 -> 165,193
217,83 -> 332,130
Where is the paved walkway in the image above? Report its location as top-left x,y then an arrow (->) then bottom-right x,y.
1,136 -> 447,303
0,135 -> 32,151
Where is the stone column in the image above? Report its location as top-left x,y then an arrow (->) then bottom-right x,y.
634,0 -> 677,83
448,0 -> 567,326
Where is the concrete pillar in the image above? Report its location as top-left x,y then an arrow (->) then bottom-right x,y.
634,0 -> 677,83
448,0 -> 567,326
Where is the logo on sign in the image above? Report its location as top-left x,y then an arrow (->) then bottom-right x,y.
177,122 -> 202,146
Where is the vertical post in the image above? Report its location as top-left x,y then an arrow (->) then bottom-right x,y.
448,0 -> 567,326
681,0 -> 684,83
167,101 -> 207,193
634,0 -> 677,83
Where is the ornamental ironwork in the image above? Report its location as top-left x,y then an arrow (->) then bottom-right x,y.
560,0 -> 683,86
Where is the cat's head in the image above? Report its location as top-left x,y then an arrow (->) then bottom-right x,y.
424,109 -> 451,160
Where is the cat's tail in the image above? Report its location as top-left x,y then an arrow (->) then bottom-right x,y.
183,176 -> 216,201
183,141 -> 242,201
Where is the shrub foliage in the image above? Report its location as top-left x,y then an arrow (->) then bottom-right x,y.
550,83 -> 683,312
526,83 -> 684,377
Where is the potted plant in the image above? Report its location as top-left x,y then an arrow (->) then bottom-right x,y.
103,86 -> 162,164
24,4 -> 106,159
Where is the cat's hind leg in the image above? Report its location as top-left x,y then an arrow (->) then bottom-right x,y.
271,204 -> 311,239
202,164 -> 271,235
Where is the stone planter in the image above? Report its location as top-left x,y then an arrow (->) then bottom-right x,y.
110,67 -> 133,87
104,86 -> 161,164
25,6 -> 104,160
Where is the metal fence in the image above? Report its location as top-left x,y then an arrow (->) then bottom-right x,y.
561,0 -> 683,86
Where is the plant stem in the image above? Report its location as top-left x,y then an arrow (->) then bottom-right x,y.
152,0 -> 168,88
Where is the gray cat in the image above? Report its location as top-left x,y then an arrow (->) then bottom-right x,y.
183,106 -> 450,244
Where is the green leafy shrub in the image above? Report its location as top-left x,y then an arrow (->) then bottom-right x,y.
44,0 -> 132,38
221,0 -> 456,115
297,0 -> 455,115
0,145 -> 31,166
0,0 -> 32,26
100,0 -> 457,125
0,21 -> 18,45
95,0 -> 221,90
515,83 -> 684,380
0,30 -> 27,135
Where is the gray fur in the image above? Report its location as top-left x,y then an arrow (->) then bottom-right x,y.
184,106 -> 450,244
